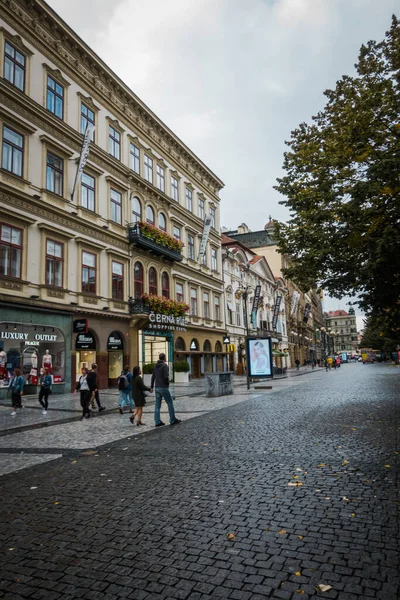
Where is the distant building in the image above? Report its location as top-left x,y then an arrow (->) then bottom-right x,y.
324,308 -> 358,354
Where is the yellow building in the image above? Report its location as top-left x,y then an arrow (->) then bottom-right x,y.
0,0 -> 225,395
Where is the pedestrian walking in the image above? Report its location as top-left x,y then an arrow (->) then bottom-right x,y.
325,358 -> 329,371
8,367 -> 24,416
151,353 -> 181,427
118,366 -> 133,414
75,367 -> 91,420
327,356 -> 333,369
130,366 -> 152,426
88,363 -> 106,413
295,359 -> 300,370
38,367 -> 52,414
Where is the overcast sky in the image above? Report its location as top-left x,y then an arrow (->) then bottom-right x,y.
47,0 -> 395,328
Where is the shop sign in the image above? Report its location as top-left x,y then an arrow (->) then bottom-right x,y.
223,336 -> 230,344
107,331 -> 124,351
272,295 -> 282,330
147,312 -> 187,332
75,333 -> 96,349
303,302 -> 311,323
73,319 -> 88,334
0,331 -> 58,342
190,340 -> 199,350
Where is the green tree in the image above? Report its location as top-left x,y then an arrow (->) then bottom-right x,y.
361,315 -> 398,355
274,16 -> 400,336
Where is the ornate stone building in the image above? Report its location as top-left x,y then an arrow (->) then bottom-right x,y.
0,0 -> 225,395
324,309 -> 358,356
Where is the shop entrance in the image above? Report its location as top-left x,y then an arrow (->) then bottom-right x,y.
191,354 -> 201,378
140,330 -> 174,378
75,331 -> 96,381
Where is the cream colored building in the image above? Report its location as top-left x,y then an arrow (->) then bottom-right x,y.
0,0 -> 225,395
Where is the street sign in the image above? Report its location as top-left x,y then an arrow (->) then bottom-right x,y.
223,336 -> 230,344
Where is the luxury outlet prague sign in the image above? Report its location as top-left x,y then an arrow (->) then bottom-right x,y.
0,331 -> 58,344
147,312 -> 187,332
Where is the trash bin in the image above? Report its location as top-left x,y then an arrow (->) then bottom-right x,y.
205,372 -> 233,397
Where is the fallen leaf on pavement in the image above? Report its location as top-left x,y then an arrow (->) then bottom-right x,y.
265,528 -> 270,532
385,465 -> 391,468
278,529 -> 286,535
295,591 -> 305,595
71,460 -> 77,464
316,584 -> 332,592
298,535 -> 304,540
342,460 -> 349,465
226,533 -> 236,540
317,464 -> 325,468
288,482 -> 303,487
343,497 -> 350,501
54,501 -> 59,505
351,428 -> 357,431
295,571 -> 301,576
30,486 -> 38,490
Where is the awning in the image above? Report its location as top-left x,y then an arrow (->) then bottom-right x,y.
272,350 -> 286,357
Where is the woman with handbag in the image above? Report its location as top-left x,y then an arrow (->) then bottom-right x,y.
130,365 -> 152,426
38,367 -> 52,415
8,367 -> 24,416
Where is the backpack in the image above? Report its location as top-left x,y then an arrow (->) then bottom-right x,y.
118,373 -> 129,390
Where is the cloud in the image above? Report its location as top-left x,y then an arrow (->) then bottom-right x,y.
48,0 -> 399,232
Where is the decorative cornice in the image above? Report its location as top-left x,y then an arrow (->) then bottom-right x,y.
39,133 -> 74,157
0,189 -> 128,250
77,91 -> 100,112
106,115 -> 125,132
0,0 -> 224,194
43,63 -> 71,87
0,26 -> 33,55
37,223 -> 75,239
0,105 -> 37,134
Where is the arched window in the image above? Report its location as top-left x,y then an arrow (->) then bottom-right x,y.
146,205 -> 155,225
203,339 -> 212,352
190,339 -> 199,351
161,272 -> 170,298
215,341 -> 222,352
132,197 -> 141,224
149,267 -> 158,296
134,262 -> 144,299
159,213 -> 166,231
175,337 -> 186,351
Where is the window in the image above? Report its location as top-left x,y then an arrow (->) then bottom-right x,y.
110,189 -> 122,224
158,213 -> 166,231
132,196 -> 141,224
210,207 -> 215,228
82,251 -> 96,294
111,261 -> 124,300
175,337 -> 186,351
46,75 -> 64,119
204,292 -> 210,318
80,103 -> 95,139
46,151 -> 63,196
162,272 -> 170,298
144,154 -> 153,183
4,41 -> 25,91
146,205 -> 155,225
171,176 -> 179,201
156,165 -> 165,192
45,239 -> 63,287
0,224 -> 22,278
149,267 -> 158,296
81,173 -> 95,211
173,226 -> 181,241
109,126 -> 121,160
227,304 -> 233,325
134,262 -> 144,299
190,288 -> 197,316
188,234 -> 195,260
211,248 -> 217,271
215,296 -> 220,321
130,143 -> 140,174
186,187 -> 193,211
199,198 -> 205,220
176,282 -> 184,303
236,304 -> 241,326
2,126 -> 23,177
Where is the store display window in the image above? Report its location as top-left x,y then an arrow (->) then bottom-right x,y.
0,322 -> 66,387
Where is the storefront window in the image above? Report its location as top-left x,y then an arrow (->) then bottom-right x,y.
107,331 -> 124,381
75,331 -> 96,380
0,322 -> 65,387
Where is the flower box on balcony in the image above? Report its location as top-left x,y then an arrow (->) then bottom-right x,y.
128,222 -> 183,262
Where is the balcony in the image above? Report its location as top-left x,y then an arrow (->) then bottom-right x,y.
129,298 -> 150,315
257,328 -> 283,341
128,223 -> 183,262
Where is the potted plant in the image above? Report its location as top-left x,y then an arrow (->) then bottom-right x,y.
174,360 -> 190,383
142,362 -> 156,385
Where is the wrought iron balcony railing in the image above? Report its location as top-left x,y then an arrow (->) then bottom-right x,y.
129,298 -> 150,315
257,328 -> 283,341
128,223 -> 183,262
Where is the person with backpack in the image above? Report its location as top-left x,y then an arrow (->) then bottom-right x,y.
8,367 -> 24,416
38,367 -> 52,415
118,365 -> 133,414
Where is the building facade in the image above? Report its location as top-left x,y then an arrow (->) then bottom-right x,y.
222,235 -> 288,372
224,220 -> 324,366
0,0 -> 226,396
324,309 -> 358,355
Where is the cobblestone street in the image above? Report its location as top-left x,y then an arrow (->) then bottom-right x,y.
0,363 -> 399,600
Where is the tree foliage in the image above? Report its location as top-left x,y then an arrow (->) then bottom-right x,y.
360,314 -> 398,354
274,16 -> 400,336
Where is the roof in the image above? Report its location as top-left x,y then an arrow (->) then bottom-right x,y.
327,310 -> 350,317
248,256 -> 263,264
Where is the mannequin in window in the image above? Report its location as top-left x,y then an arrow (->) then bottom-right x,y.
42,349 -> 52,374
31,351 -> 38,369
0,350 -> 7,380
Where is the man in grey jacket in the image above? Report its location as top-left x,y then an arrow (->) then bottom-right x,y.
151,353 -> 181,427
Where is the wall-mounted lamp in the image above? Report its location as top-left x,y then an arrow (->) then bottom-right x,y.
102,306 -> 110,311
70,301 -> 78,306
30,294 -> 40,299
